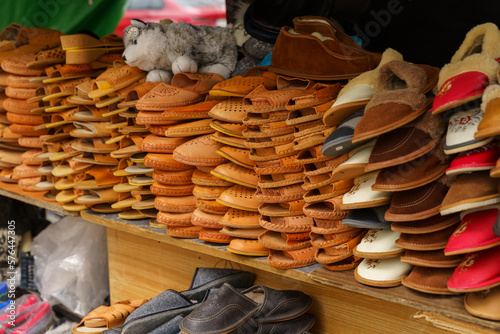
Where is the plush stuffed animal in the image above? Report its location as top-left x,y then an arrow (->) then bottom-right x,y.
122,19 -> 238,83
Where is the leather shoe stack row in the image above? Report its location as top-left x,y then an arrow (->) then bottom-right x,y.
206,77 -> 269,255
133,73 -> 229,237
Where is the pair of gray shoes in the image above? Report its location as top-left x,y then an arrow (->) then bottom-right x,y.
104,267 -> 254,334
179,282 -> 314,334
104,267 -> 314,334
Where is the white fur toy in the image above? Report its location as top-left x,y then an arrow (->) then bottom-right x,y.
122,19 -> 238,83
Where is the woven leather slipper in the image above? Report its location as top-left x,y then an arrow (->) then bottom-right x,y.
207,97 -> 247,123
196,198 -> 230,215
257,172 -> 304,189
1,53 -> 44,76
259,199 -> 305,217
173,134 -> 228,167
189,208 -> 224,229
311,217 -> 358,235
69,105 -> 109,122
193,184 -> 231,200
70,121 -> 113,138
166,225 -> 202,238
285,82 -> 341,111
74,187 -> 121,205
216,185 -> 261,211
303,179 -> 354,203
243,110 -> 289,126
71,137 -> 118,154
219,208 -> 261,229
149,181 -> 194,197
210,131 -> 247,149
156,211 -> 193,226
216,146 -> 254,169
199,228 -> 232,244
191,168 -> 232,187
152,169 -> 195,185
210,120 -> 246,138
226,238 -> 269,256
242,121 -> 294,139
171,72 -> 224,96
211,162 -> 259,188
254,154 -> 302,175
287,100 -> 332,126
144,153 -> 191,172
164,119 -> 214,137
140,134 -> 191,153
254,184 -> 306,203
249,143 -> 296,162
135,82 -> 202,111
244,133 -> 294,150
267,246 -> 316,269
258,230 -> 311,251
155,195 -> 197,213
161,100 -> 219,121
209,67 -> 277,97
303,196 -> 348,220
88,65 -> 145,99
258,215 -> 313,233
309,223 -> 362,245
219,226 -> 265,240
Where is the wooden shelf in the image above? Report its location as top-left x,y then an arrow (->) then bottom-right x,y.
81,210 -> 500,334
0,181 -> 79,216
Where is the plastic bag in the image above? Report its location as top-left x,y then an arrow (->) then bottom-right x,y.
32,216 -> 109,316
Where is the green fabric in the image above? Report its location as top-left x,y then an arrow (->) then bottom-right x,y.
1,0 -> 130,37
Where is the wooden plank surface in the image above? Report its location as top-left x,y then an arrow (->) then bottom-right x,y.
0,181 -> 79,216
83,210 -> 500,333
107,228 -> 458,334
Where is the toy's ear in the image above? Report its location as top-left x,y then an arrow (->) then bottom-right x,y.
160,19 -> 174,26
130,19 -> 147,29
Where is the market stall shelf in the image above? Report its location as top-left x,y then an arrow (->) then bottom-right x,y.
81,209 -> 500,334
0,181 -> 79,216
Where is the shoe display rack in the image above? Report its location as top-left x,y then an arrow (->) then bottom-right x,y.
1,190 -> 500,333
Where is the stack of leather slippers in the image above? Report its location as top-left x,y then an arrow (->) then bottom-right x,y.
57,62 -> 147,215
238,74 -> 341,268
1,52 -> 50,192
0,23 -> 62,63
207,71 -> 273,255
205,95 -> 267,250
133,74 -> 227,237
60,33 -> 124,66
